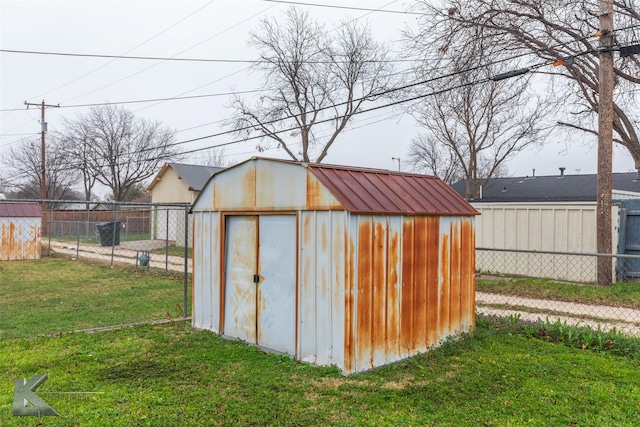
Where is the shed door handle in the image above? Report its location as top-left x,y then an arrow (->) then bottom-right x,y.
253,274 -> 260,284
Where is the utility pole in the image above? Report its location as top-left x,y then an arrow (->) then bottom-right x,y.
24,100 -> 60,236
596,1 -> 614,285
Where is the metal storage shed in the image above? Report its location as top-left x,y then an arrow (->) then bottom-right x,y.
0,202 -> 42,261
191,158 -> 478,374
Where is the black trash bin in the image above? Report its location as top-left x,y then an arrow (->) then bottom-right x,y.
96,221 -> 121,246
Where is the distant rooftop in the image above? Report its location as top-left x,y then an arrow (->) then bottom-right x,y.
451,171 -> 640,202
0,202 -> 42,217
148,163 -> 225,192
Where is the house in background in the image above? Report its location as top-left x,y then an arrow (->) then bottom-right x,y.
451,169 -> 640,203
451,170 -> 640,282
191,157 -> 478,374
147,163 -> 224,246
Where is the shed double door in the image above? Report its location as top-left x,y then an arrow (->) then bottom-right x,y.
223,215 -> 297,354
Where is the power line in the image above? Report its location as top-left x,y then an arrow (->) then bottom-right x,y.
58,3 -> 280,105
0,48 -> 420,64
260,0 -> 422,15
0,89 -> 267,112
0,0 -> 219,121
83,49 -> 598,166
0,47 -> 602,184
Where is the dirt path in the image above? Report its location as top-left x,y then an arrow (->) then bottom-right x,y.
477,291 -> 640,336
47,240 -> 190,273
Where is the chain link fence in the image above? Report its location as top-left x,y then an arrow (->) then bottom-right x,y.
41,201 -> 191,277
477,247 -> 640,336
0,199 -> 191,339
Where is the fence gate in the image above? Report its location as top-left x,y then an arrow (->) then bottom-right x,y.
617,200 -> 640,280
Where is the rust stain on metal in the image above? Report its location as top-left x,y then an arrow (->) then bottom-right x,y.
460,219 -> 475,330
386,229 -> 400,357
400,219 -> 415,351
306,175 -> 323,209
356,220 -> 373,367
425,216 -> 440,348
439,232 -> 450,340
343,237 -> 356,373
303,214 -> 313,246
1,221 -> 41,261
371,220 -> 386,364
244,166 -> 257,209
450,221 -> 462,334
306,173 -> 343,210
412,217 -> 428,350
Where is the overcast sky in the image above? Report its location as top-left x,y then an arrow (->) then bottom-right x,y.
1,0 -> 636,196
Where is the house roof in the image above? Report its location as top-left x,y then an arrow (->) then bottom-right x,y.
148,163 -> 224,192
307,162 -> 478,215
451,172 -> 640,202
0,202 -> 42,217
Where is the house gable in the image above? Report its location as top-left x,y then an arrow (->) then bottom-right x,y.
150,166 -> 194,204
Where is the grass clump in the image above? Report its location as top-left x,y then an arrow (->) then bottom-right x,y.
481,313 -> 640,359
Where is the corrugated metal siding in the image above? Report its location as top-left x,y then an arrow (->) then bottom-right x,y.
0,202 -> 42,217
298,210 -> 347,367
192,211 -> 221,332
346,215 -> 475,373
0,217 -> 41,261
308,165 -> 478,216
474,203 -> 617,282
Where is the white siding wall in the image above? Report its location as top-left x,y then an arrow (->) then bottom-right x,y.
192,211 -> 222,332
298,210 -> 348,368
474,203 -> 619,282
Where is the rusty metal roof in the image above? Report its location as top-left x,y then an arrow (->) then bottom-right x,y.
0,202 -> 42,217
307,163 -> 478,216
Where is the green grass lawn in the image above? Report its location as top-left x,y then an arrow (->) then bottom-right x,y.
50,232 -> 152,245
1,321 -> 639,426
2,259 -> 640,425
0,259 -> 187,340
477,275 -> 640,308
150,245 -> 192,258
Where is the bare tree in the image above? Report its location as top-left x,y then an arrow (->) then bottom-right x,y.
58,105 -> 181,201
410,0 -> 640,168
229,7 -> 395,163
407,133 -> 464,184
1,137 -> 81,200
54,129 -> 98,201
193,147 -> 230,167
405,31 -> 551,199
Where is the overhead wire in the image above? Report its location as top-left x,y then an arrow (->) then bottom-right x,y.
0,0 -> 219,120
0,48 -> 421,64
55,3 -> 280,105
3,19 -> 639,176
260,0 -> 422,15
61,46 -> 602,168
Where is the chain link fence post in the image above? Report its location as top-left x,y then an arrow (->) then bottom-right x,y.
183,205 -> 189,318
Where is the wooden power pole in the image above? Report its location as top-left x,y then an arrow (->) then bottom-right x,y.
24,100 -> 59,235
596,1 -> 614,285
